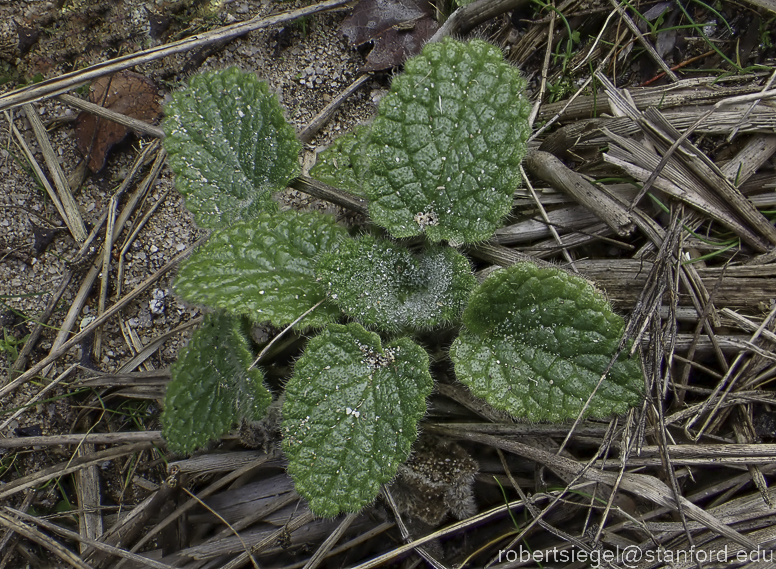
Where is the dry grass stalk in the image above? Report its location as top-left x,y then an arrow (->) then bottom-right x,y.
537,75 -> 772,122
0,443 -> 156,501
0,0 -> 354,112
0,510 -> 93,569
524,150 -> 634,235
24,103 -> 87,242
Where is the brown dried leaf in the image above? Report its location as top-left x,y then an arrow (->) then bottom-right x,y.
75,70 -> 161,172
16,22 -> 40,56
341,0 -> 438,71
342,0 -> 430,45
362,18 -> 439,72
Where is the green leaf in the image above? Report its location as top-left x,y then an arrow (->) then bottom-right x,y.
450,263 -> 643,422
316,235 -> 476,331
282,323 -> 432,517
163,312 -> 271,454
365,38 -> 531,243
309,126 -> 370,197
174,210 -> 347,329
162,67 -> 300,228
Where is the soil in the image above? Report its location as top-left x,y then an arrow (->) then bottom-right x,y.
0,0 -> 377,424
0,1 -> 382,564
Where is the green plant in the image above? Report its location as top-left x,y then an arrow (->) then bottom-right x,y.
160,39 -> 644,517
451,263 -> 642,422
0,328 -> 30,363
531,0 -> 579,73
547,76 -> 576,103
294,15 -> 312,37
762,18 -> 775,49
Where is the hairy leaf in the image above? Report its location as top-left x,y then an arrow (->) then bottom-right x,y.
282,323 -> 432,517
162,67 -> 300,228
365,38 -> 531,243
309,127 -> 370,197
174,210 -> 347,329
163,312 -> 271,454
316,235 -> 475,331
451,263 -> 643,422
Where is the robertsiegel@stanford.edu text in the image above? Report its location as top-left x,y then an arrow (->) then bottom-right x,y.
498,545 -> 774,567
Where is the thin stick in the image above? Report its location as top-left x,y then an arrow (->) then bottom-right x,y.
94,195 -> 118,358
686,303 -> 776,440
119,319 -> 151,372
250,299 -> 325,370
58,93 -> 166,138
5,507 -> 176,569
0,511 -> 93,569
41,147 -> 167,376
608,0 -> 678,81
181,488 -> 260,569
727,67 -> 776,141
116,187 -> 171,299
382,487 -> 449,569
299,74 -> 372,144
0,0 -> 353,112
0,491 -> 36,569
219,511 -> 316,569
0,365 -> 78,430
0,431 -> 163,449
8,268 -> 73,379
489,448 -> 598,567
69,139 -> 160,265
713,87 -> 776,107
0,237 -> 207,400
572,7 -> 619,71
641,49 -> 715,86
528,24 -> 631,142
23,103 -> 88,241
121,453 -> 277,562
520,164 -> 577,271
301,512 -> 359,569
5,111 -> 68,227
0,442 -> 154,500
528,0 -> 557,127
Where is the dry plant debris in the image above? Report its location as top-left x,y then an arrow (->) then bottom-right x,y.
0,0 -> 775,567
341,0 -> 440,71
74,71 -> 163,173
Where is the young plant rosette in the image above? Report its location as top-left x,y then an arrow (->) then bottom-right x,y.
159,38 -> 644,518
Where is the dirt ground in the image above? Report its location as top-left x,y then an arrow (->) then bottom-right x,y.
0,1 -> 376,431
0,0 -> 383,564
